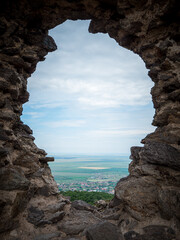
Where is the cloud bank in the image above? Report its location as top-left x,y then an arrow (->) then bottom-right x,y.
22,20 -> 155,155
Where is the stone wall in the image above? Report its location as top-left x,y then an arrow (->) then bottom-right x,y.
0,0 -> 179,239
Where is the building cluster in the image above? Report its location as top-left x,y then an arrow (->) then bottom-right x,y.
58,179 -> 116,194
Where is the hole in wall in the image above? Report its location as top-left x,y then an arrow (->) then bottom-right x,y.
21,20 -> 155,194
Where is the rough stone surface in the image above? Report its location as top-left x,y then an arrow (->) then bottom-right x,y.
27,206 -> 45,226
58,209 -> 101,235
34,232 -> 61,240
47,211 -> 65,223
124,225 -> 176,240
71,200 -> 96,212
0,167 -> 29,190
0,0 -> 179,239
86,221 -> 123,240
140,141 -> 180,170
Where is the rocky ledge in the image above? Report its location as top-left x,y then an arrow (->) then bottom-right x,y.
0,0 -> 179,239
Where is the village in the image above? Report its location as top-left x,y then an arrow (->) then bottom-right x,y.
57,177 -> 117,194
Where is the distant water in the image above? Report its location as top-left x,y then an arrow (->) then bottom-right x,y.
49,155 -> 130,193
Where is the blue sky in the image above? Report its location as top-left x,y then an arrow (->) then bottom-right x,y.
21,20 -> 155,155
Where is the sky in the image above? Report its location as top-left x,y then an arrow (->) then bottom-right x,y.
21,20 -> 155,156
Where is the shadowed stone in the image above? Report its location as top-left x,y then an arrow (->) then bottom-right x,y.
143,225 -> 176,240
86,221 -> 123,240
45,202 -> 66,213
39,157 -> 54,163
140,141 -> 180,170
48,211 -> 65,223
27,206 -> 44,226
0,147 -> 9,157
36,185 -> 51,197
124,231 -> 142,240
34,232 -> 61,240
0,167 -> 29,190
58,211 -> 101,235
124,225 -> 176,240
72,200 -> 96,212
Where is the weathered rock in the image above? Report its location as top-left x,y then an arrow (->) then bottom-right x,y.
34,232 -> 61,240
140,141 -> 180,170
71,200 -> 96,212
115,176 -> 158,217
0,147 -> 9,157
95,200 -> 106,208
36,185 -> 51,197
48,211 -> 65,223
27,206 -> 44,226
124,231 -> 142,240
45,202 -> 66,213
142,225 -> 176,240
39,157 -> 54,163
0,167 -> 29,190
58,211 -> 101,235
157,187 -> 180,220
124,225 -> 176,240
0,0 -> 180,239
86,221 -> 123,240
0,128 -> 10,141
61,238 -> 80,240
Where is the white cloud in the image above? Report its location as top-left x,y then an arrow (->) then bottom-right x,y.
87,129 -> 153,137
23,20 -> 155,155
27,20 -> 153,110
44,120 -> 86,128
24,111 -> 44,119
28,76 -> 152,109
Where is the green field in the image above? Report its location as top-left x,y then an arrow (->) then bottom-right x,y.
60,190 -> 114,205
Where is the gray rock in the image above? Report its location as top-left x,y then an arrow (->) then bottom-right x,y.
102,213 -> 120,220
0,200 -> 6,215
95,200 -> 107,208
36,219 -> 52,226
48,211 -> 65,223
115,176 -> 158,217
142,225 -> 176,240
0,147 -> 9,157
109,195 -> 123,208
27,206 -> 44,226
58,223 -> 86,235
0,129 -> 9,141
124,231 -> 142,240
0,111 -> 16,121
71,200 -> 96,212
39,157 -> 54,163
34,232 -> 61,240
61,238 -> 80,240
58,211 -> 101,235
36,185 -> 51,197
124,225 -> 176,240
45,202 -> 66,213
0,167 -> 29,190
158,187 -> 180,220
86,221 -> 123,240
42,35 -> 57,52
62,238 -> 80,240
0,218 -> 16,234
130,147 -> 142,162
140,141 -> 180,170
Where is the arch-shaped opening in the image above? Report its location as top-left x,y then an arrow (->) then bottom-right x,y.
22,20 -> 155,194
0,1 -> 179,238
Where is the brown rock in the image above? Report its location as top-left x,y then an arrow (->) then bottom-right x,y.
86,221 -> 123,240
0,1 -> 179,239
